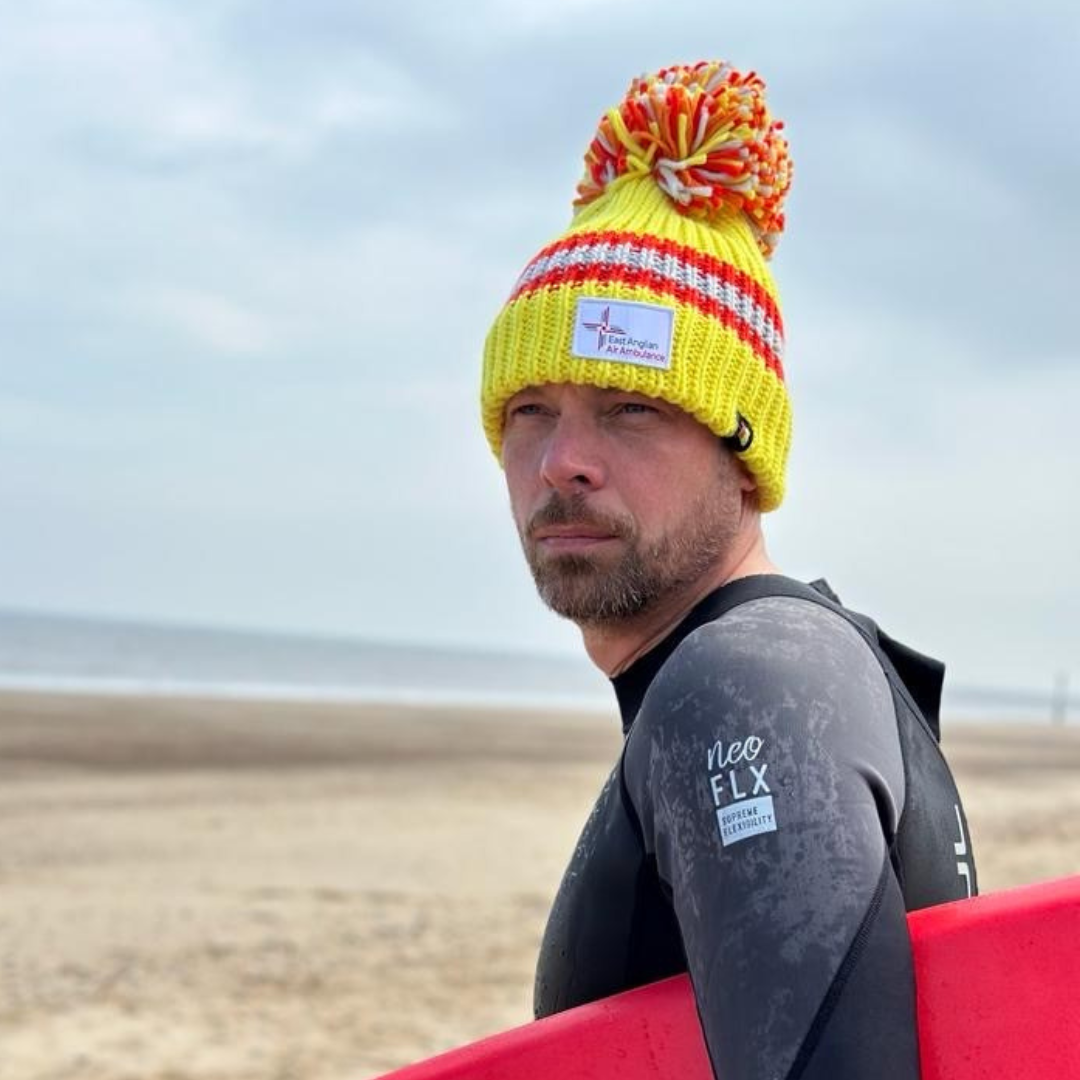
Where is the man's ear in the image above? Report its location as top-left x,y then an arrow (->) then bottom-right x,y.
736,459 -> 758,495
717,439 -> 758,495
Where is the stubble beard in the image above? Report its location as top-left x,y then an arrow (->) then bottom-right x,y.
521,489 -> 741,626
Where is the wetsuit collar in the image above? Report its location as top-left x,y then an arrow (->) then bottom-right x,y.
611,574 -> 835,734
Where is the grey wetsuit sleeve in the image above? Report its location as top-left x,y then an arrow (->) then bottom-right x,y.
621,597 -> 918,1080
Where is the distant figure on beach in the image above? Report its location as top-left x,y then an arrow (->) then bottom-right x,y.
480,61 -> 977,1080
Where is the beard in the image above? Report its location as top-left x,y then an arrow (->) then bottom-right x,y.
520,487 -> 740,626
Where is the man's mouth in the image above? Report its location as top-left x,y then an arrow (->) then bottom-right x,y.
525,493 -> 632,555
532,525 -> 619,553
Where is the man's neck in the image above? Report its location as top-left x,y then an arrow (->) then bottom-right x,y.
581,537 -> 780,678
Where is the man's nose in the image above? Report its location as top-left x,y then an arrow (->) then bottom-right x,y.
539,416 -> 606,492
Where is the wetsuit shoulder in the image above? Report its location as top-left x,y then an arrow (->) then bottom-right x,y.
621,594 -> 918,1080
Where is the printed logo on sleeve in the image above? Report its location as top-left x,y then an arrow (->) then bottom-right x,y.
706,735 -> 776,847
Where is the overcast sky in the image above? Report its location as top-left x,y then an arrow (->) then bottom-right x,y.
1,1 -> 1077,696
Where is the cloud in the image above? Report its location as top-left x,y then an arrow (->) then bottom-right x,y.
1,1 -> 1077,688
0,1 -> 457,181
479,0 -> 640,32
133,286 -> 275,357
774,353 -> 1080,689
0,394 -> 77,444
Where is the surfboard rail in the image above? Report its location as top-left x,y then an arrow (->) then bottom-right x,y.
375,874 -> 1080,1080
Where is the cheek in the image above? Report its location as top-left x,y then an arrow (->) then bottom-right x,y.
502,449 -> 538,528
631,461 -> 717,529
500,427 -> 536,477
506,482 -> 529,531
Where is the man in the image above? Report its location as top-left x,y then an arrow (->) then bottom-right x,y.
480,62 -> 976,1080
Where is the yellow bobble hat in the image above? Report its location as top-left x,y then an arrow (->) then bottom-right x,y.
481,60 -> 794,511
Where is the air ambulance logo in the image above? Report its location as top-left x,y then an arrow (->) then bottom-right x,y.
572,297 -> 674,371
581,306 -> 626,350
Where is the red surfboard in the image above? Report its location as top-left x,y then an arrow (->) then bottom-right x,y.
375,875 -> 1080,1080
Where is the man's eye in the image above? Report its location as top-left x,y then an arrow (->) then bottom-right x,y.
615,402 -> 657,416
509,402 -> 546,418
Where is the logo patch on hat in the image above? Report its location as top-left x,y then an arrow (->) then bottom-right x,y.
572,298 -> 674,370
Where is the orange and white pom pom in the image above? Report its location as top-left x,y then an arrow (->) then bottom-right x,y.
574,61 -> 792,258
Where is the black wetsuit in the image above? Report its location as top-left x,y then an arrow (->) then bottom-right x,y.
535,575 -> 976,1080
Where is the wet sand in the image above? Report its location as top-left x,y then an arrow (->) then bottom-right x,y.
1,690 -> 1077,1079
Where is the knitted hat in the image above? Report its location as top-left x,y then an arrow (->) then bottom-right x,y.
481,61 -> 794,511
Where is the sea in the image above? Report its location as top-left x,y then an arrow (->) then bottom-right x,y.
0,607 -> 612,712
0,608 -> 1069,723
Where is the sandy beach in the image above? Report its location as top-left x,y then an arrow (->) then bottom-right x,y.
1,690 -> 1078,1080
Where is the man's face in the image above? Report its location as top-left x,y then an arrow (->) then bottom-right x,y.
501,383 -> 752,626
